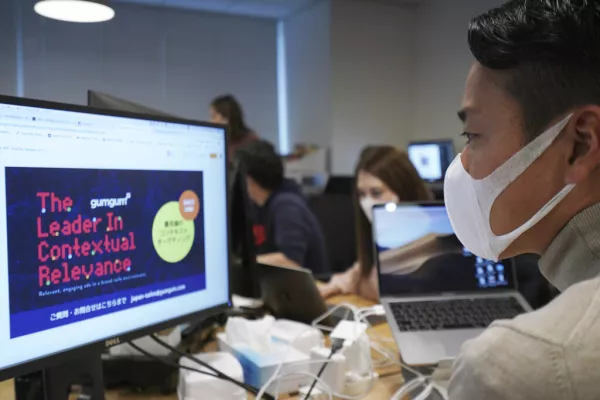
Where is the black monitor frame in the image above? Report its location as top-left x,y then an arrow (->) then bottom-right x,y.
0,94 -> 232,382
87,90 -> 175,118
229,162 -> 261,299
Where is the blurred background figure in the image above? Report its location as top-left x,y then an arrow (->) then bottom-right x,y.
236,140 -> 328,274
210,95 -> 258,160
318,146 -> 431,301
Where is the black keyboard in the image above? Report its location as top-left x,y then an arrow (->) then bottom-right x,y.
390,297 -> 526,332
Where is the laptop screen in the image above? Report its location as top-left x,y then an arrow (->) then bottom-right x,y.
373,203 -> 515,297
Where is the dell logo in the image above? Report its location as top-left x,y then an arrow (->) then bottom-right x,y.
105,337 -> 121,347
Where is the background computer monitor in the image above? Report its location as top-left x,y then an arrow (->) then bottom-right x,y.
407,140 -> 455,183
323,175 -> 354,196
0,95 -> 230,393
87,90 -> 175,118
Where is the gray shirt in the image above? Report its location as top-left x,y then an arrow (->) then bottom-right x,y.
448,204 -> 600,400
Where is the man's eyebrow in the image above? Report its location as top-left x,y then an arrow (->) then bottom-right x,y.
457,109 -> 467,123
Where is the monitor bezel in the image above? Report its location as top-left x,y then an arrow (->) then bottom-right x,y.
87,90 -> 176,118
0,94 -> 232,382
371,201 -> 518,297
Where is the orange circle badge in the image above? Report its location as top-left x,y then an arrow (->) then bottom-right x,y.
178,190 -> 200,221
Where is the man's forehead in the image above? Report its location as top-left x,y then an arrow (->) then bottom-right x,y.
461,63 -> 515,122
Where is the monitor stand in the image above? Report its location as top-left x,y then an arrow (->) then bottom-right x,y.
15,354 -> 105,400
230,259 -> 261,299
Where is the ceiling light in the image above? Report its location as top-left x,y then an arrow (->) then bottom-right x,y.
34,0 -> 115,23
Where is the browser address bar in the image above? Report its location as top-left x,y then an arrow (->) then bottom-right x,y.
0,122 -> 104,136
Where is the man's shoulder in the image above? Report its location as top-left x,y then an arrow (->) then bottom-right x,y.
269,191 -> 307,211
449,277 -> 600,399
498,276 -> 600,345
450,319 -> 571,399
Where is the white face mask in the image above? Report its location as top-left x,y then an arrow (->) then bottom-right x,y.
360,196 -> 399,223
444,114 -> 575,261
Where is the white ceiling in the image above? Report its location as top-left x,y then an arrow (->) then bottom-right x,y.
115,0 -> 321,19
115,0 -> 419,19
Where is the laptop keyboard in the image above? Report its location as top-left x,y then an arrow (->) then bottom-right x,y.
390,297 -> 526,332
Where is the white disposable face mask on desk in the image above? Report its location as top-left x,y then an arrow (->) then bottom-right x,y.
444,114 -> 575,261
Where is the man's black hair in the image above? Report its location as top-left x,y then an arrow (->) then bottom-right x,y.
469,0 -> 600,140
235,140 -> 284,191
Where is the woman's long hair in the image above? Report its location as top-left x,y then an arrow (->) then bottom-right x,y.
354,146 -> 432,277
211,94 -> 253,143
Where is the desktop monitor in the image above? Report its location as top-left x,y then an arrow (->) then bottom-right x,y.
86,90 -> 259,299
0,95 -> 230,394
407,140 -> 455,183
87,90 -> 174,118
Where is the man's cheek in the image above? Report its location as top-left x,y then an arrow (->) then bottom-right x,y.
464,152 -> 498,180
468,145 -> 519,180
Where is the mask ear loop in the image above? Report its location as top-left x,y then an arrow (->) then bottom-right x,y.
477,113 -> 573,191
390,376 -> 434,400
472,114 -> 574,259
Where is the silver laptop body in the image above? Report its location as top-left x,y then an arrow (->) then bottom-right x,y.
372,202 -> 532,366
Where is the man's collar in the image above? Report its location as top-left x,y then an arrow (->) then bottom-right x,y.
539,203 -> 600,291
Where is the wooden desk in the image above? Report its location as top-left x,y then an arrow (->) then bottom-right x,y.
0,376 -> 404,400
0,295 -> 404,400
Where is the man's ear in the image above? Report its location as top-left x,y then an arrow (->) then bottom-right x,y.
565,107 -> 600,184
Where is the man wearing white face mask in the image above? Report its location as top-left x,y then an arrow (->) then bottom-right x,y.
446,1 -> 600,399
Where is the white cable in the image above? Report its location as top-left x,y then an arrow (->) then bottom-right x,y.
390,376 -> 434,400
369,341 -> 396,369
311,302 -> 362,331
357,305 -> 444,400
370,338 -> 439,400
274,372 -> 333,399
272,357 -> 346,397
313,303 -> 376,400
257,303 -> 442,400
255,326 -> 327,400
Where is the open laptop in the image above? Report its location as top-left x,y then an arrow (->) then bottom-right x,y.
372,202 -> 532,365
260,264 -> 329,324
259,263 -> 387,327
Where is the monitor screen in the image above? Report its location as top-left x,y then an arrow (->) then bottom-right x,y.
407,141 -> 454,182
0,98 -> 229,374
373,203 -> 514,297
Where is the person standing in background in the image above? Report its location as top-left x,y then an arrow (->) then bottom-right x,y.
319,146 -> 432,301
210,95 -> 258,160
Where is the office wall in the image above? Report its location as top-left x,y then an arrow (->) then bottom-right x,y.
411,0 -> 503,149
0,0 -> 17,97
9,0 -> 279,144
284,0 -> 332,149
330,0 -> 416,174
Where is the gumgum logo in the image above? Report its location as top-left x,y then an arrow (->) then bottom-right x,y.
90,193 -> 131,210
